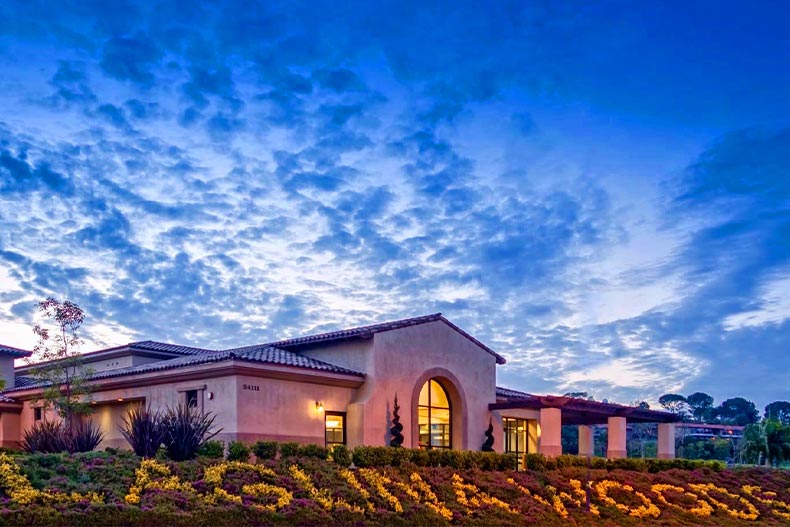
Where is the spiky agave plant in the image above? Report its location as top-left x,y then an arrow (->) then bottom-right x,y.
68,421 -> 104,453
119,405 -> 166,458
21,420 -> 69,453
162,403 -> 222,461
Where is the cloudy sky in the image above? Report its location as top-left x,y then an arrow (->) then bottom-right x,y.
1,1 -> 789,409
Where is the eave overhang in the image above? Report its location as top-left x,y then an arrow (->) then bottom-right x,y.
490,395 -> 681,425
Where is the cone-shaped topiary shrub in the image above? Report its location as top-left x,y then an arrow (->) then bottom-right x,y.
481,418 -> 495,451
389,394 -> 404,447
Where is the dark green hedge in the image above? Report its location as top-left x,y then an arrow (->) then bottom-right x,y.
202,439 -> 726,473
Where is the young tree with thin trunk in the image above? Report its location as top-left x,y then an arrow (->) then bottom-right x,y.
28,298 -> 95,432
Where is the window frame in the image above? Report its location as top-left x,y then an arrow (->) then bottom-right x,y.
324,411 -> 346,448
503,417 -> 529,470
418,378 -> 453,450
185,389 -> 199,410
33,407 -> 42,421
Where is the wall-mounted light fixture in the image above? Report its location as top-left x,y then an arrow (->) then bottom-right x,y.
117,398 -> 124,402
315,401 -> 324,413
207,392 -> 214,400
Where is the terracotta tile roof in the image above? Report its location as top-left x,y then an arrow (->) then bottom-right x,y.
232,313 -> 506,364
13,376 -> 37,388
5,346 -> 363,393
0,393 -> 19,403
7,314 -> 497,394
127,341 -> 215,355
0,344 -> 33,358
495,386 -> 534,399
234,346 -> 363,375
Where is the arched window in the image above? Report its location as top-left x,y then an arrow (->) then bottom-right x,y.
418,378 -> 452,449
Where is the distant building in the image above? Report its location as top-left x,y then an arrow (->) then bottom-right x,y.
676,422 -> 745,440
0,314 -> 679,460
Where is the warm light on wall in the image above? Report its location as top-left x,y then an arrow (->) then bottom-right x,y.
315,401 -> 324,413
117,398 -> 124,402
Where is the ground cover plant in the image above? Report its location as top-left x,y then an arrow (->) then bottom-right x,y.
0,448 -> 788,526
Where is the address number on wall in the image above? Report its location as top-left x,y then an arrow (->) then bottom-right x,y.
243,384 -> 260,391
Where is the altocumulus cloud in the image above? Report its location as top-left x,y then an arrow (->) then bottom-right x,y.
0,0 -> 789,407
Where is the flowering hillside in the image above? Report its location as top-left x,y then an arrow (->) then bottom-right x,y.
1,451 -> 789,526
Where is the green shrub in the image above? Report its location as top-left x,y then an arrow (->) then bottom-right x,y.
390,446 -> 413,466
279,442 -> 300,458
329,444 -> 351,466
197,440 -> 225,459
226,441 -> 250,461
499,452 -> 518,471
298,444 -> 328,459
162,404 -> 222,461
409,448 -> 430,467
252,441 -> 278,460
352,446 -> 393,467
525,452 -> 547,471
119,406 -> 166,458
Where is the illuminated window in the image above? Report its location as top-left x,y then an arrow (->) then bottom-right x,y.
418,378 -> 451,449
503,417 -> 528,469
325,412 -> 346,447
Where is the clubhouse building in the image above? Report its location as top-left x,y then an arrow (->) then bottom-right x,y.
0,313 -> 679,461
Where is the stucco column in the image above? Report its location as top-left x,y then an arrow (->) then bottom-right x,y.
578,425 -> 594,457
657,423 -> 676,459
539,408 -> 562,457
607,416 -> 627,459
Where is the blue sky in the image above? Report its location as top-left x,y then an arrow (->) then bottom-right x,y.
1,1 -> 789,409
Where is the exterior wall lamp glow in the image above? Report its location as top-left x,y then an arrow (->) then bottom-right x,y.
315,401 -> 324,413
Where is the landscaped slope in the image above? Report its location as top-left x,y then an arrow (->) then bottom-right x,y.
1,451 -> 789,526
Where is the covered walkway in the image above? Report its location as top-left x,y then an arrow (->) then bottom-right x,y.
491,392 -> 680,459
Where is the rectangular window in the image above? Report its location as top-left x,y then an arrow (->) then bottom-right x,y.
503,417 -> 529,470
34,407 -> 42,421
186,390 -> 199,409
325,412 -> 346,447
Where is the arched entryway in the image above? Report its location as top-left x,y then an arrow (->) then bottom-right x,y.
417,378 -> 452,449
410,368 -> 467,449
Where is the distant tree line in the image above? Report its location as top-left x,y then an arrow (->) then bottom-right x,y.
656,391 -> 790,466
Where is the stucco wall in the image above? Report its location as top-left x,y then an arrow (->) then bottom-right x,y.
18,374 -> 240,449
91,400 -> 142,449
82,354 -> 168,373
299,339 -> 373,376
347,320 -> 499,450
233,375 -> 356,445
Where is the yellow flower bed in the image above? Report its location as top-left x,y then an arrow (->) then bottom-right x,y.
289,464 -> 365,513
651,483 -> 713,517
741,485 -> 790,520
394,472 -> 454,520
0,453 -> 102,506
125,458 -> 195,505
356,468 -> 401,513
594,479 -> 660,519
2,453 -> 789,524
202,460 -> 292,511
688,482 -> 760,521
451,473 -> 514,514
